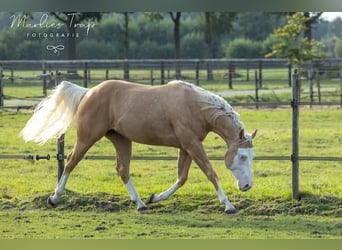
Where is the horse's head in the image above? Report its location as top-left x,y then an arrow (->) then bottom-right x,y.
225,129 -> 257,192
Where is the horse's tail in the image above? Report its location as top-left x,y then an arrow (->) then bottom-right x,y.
20,81 -> 88,144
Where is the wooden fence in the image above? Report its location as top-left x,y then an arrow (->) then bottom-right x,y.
1,58 -> 342,109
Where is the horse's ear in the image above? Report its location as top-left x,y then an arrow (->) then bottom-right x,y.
239,129 -> 245,139
252,129 -> 257,139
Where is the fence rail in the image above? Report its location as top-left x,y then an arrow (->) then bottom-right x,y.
1,58 -> 342,109
2,154 -> 342,162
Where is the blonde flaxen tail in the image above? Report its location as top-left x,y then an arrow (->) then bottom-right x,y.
20,81 -> 88,145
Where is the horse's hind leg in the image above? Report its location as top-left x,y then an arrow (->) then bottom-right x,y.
106,131 -> 148,211
147,148 -> 192,204
47,138 -> 94,207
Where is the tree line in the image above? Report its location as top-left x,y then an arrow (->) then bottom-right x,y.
1,12 -> 342,61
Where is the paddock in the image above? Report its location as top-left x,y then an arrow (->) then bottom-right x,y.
0,60 -> 341,238
1,64 -> 341,199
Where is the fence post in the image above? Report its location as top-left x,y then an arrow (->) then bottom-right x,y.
83,62 -> 88,88
258,60 -> 263,89
228,62 -> 233,89
105,69 -> 109,80
123,60 -> 129,81
291,70 -> 300,200
0,64 -> 3,108
42,62 -> 47,97
206,61 -> 213,81
150,70 -> 154,85
10,68 -> 14,84
57,134 -> 65,182
308,67 -> 314,108
160,61 -> 165,85
316,67 -> 321,104
195,60 -> 200,86
246,65 -> 250,82
288,64 -> 292,87
255,70 -> 259,109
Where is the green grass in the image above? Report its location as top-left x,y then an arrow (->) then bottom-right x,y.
0,107 -> 341,238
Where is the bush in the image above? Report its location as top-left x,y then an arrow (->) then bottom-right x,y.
15,41 -> 42,59
130,40 -> 173,59
181,32 -> 206,58
0,43 -> 8,59
77,39 -> 117,59
225,38 -> 264,58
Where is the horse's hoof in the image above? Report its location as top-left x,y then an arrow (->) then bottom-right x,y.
146,193 -> 156,204
225,208 -> 238,215
137,206 -> 150,214
47,196 -> 57,208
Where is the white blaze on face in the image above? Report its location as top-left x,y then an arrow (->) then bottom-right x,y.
229,148 -> 254,191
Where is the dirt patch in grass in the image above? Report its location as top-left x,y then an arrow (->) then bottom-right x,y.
1,190 -> 341,218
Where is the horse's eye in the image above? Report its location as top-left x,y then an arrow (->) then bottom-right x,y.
240,155 -> 248,161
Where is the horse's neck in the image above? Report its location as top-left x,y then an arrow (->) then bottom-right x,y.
211,115 -> 241,145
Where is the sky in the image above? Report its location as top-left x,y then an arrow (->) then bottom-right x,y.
321,12 -> 342,21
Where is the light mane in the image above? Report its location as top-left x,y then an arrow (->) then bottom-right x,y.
169,80 -> 244,129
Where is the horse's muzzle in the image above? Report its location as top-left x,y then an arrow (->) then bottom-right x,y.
239,182 -> 252,192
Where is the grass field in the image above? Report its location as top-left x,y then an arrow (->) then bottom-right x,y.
0,104 -> 341,238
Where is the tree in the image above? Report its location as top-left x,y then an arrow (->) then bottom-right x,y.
169,12 -> 182,78
50,12 -> 102,66
145,12 -> 182,78
232,13 -> 285,41
117,12 -> 132,59
202,12 -> 237,80
266,12 -> 325,67
202,12 -> 236,58
303,12 -> 323,45
169,12 -> 182,59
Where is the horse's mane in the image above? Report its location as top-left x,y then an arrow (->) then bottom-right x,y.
170,81 -> 244,129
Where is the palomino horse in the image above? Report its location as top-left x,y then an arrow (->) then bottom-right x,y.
21,80 -> 256,214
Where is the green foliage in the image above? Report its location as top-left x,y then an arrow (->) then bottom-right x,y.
2,12 -> 342,60
266,12 -> 325,65
231,13 -> 285,41
15,40 -> 42,59
181,32 -> 206,58
0,42 -> 8,59
225,38 -> 264,58
77,40 -> 117,59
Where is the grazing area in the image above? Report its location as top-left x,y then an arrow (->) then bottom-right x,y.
0,105 -> 341,238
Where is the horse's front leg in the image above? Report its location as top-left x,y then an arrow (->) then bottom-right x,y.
147,148 -> 192,204
106,132 -> 147,212
214,179 -> 237,214
184,139 -> 238,214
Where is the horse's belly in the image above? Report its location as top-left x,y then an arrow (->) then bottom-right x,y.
114,118 -> 180,147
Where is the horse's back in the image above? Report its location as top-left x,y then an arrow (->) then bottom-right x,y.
76,80 -> 204,146
87,79 -> 195,111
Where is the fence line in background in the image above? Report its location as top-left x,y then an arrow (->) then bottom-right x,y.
2,58 -> 342,109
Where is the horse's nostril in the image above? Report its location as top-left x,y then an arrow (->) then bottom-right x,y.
242,184 -> 251,191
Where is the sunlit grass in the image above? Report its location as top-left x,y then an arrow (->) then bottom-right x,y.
0,107 -> 341,238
